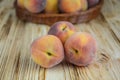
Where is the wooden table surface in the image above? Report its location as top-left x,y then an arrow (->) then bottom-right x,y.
0,0 -> 120,80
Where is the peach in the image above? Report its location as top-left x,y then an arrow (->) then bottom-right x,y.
17,0 -> 24,8
87,0 -> 99,8
58,0 -> 81,13
31,35 -> 64,68
80,0 -> 88,11
45,0 -> 59,13
65,32 -> 96,66
48,21 -> 76,44
24,0 -> 46,13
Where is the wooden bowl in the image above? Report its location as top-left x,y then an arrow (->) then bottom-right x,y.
14,0 -> 104,26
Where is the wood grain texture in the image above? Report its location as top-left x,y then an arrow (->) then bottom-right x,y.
0,0 -> 120,80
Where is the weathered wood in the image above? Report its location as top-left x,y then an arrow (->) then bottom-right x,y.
0,0 -> 120,80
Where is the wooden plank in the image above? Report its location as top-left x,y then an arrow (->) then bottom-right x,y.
0,0 -> 120,80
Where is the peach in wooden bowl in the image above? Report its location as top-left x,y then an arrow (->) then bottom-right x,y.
14,0 -> 104,25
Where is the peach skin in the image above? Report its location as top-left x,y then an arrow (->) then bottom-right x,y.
48,21 -> 76,44
65,32 -> 96,66
59,0 -> 81,13
80,0 -> 88,11
31,35 -> 64,68
17,0 -> 24,8
24,0 -> 46,13
87,0 -> 99,8
45,0 -> 59,13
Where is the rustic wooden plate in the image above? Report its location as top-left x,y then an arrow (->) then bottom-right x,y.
14,0 -> 104,25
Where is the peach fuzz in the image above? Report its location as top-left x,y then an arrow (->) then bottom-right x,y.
87,0 -> 99,8
45,0 -> 59,13
80,0 -> 88,11
17,0 -> 24,8
24,0 -> 46,13
59,0 -> 81,13
31,35 -> 64,68
65,32 -> 96,66
48,21 -> 76,44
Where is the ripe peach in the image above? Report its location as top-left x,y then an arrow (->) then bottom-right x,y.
31,35 -> 64,68
65,32 -> 96,66
80,0 -> 88,11
45,0 -> 59,13
24,0 -> 46,13
59,0 -> 81,13
17,0 -> 24,8
87,0 -> 99,8
48,21 -> 76,44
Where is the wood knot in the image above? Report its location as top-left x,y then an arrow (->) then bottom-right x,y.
96,50 -> 111,63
